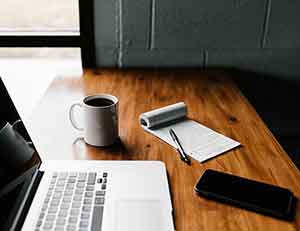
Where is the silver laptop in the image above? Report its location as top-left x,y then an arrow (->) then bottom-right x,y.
0,78 -> 175,231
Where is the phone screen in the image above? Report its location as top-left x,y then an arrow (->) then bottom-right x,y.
195,169 -> 295,219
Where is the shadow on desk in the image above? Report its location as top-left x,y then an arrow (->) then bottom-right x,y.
223,68 -> 300,168
72,137 -> 130,160
191,67 -> 300,167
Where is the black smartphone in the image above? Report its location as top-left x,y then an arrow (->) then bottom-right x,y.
194,169 -> 297,220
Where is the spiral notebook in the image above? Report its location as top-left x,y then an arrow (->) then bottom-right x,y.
139,102 -> 240,163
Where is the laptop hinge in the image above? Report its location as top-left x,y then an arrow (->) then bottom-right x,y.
10,170 -> 44,231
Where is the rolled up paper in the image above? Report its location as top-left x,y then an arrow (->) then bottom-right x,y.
139,102 -> 187,129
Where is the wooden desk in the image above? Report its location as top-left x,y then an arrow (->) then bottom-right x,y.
27,69 -> 300,230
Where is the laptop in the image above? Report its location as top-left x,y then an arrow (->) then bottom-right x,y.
0,78 -> 175,231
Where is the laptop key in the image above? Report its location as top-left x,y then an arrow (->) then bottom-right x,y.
50,199 -> 60,206
44,196 -> 50,202
70,208 -> 80,216
74,195 -> 83,201
36,220 -> 43,227
48,207 -> 58,213
54,227 -> 64,231
39,212 -> 45,219
58,172 -> 68,179
66,225 -> 77,231
56,218 -> 66,225
91,206 -> 104,231
78,173 -> 87,181
55,187 -> 64,193
96,190 -> 105,196
69,172 -> 77,177
43,222 -> 53,229
95,197 -> 105,205
83,198 -> 92,204
46,214 -> 56,221
81,213 -> 90,219
61,203 -> 70,209
57,177 -> 66,181
66,183 -> 75,189
87,172 -> 96,184
77,182 -> 85,188
82,206 -> 92,212
79,221 -> 89,227
85,191 -> 93,197
69,216 -> 78,223
58,209 -> 68,217
63,197 -> 72,203
86,185 -> 94,191
64,190 -> 73,196
68,178 -> 76,183
53,192 -> 62,198
72,202 -> 81,208
57,181 -> 65,187
75,189 -> 84,195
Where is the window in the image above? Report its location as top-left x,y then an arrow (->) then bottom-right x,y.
0,0 -> 81,58
0,0 -> 79,33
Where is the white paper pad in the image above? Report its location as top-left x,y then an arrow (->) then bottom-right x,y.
139,103 -> 240,163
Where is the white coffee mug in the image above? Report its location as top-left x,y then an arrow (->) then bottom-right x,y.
69,94 -> 119,146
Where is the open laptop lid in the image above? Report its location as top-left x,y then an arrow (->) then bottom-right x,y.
0,77 -> 42,229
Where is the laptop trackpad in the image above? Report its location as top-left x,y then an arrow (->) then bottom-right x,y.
115,199 -> 167,231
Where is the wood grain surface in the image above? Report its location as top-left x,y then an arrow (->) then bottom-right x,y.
27,69 -> 300,231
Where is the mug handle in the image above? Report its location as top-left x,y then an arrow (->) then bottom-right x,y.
12,119 -> 34,147
12,119 -> 22,129
69,103 -> 84,131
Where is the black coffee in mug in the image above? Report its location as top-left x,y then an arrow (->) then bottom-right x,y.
85,98 -> 114,107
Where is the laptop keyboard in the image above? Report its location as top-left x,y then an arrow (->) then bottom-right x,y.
35,171 -> 108,231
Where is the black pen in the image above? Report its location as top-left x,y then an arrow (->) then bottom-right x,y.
169,129 -> 191,165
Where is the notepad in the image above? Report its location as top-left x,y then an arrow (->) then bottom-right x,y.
139,102 -> 240,163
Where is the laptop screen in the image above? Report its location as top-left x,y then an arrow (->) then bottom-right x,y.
0,78 -> 41,228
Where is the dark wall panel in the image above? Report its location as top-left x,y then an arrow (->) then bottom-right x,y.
155,0 -> 266,49
95,47 -> 118,67
92,0 -> 300,79
266,0 -> 300,48
121,0 -> 151,49
94,0 -> 118,66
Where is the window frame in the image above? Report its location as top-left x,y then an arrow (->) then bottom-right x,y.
0,0 -> 95,68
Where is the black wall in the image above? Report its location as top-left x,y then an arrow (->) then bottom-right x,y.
94,0 -> 300,79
